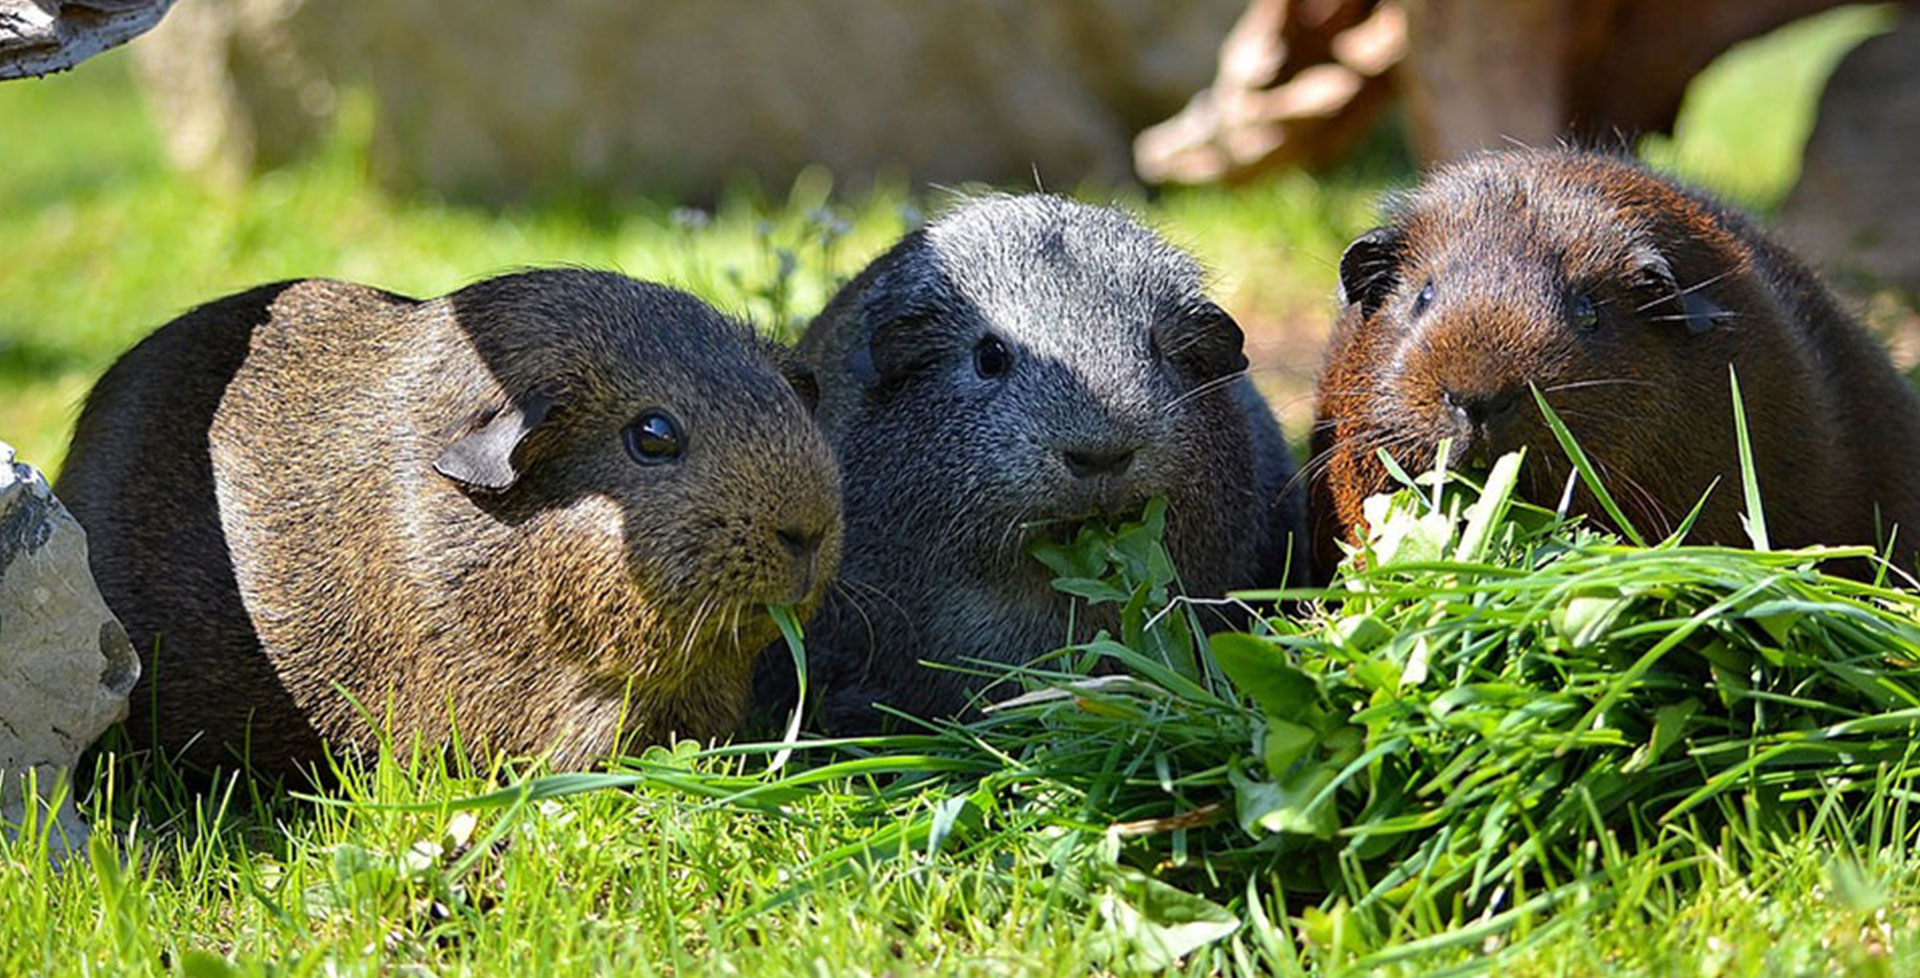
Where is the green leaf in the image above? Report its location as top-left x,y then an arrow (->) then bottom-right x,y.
1233,763 -> 1339,839
768,603 -> 806,773
1365,492 -> 1456,568
1091,866 -> 1241,973
1328,614 -> 1393,653
1210,632 -> 1321,718
1550,589 -> 1629,649
1455,449 -> 1526,562
1624,698 -> 1699,773
178,951 -> 241,978
1263,719 -> 1318,776
1052,576 -> 1133,604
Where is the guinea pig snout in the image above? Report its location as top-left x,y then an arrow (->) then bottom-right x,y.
774,521 -> 828,601
1435,378 -> 1531,467
761,502 -> 840,606
1441,384 -> 1524,429
1060,441 -> 1139,479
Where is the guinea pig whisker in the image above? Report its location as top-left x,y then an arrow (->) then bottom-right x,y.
680,594 -> 718,661
1004,507 -> 1049,556
938,498 -> 989,555
1162,368 -> 1250,414
830,574 -> 921,679
1540,378 -> 1660,394
826,579 -> 878,641
1241,360 -> 1323,376
1281,453 -> 1332,501
835,573 -> 911,622
1633,268 -> 1738,314
1639,311 -> 1745,324
1585,450 -> 1676,541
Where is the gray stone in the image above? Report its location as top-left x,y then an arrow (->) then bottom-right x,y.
130,0 -> 1242,201
0,439 -> 138,861
1780,10 -> 1920,307
0,0 -> 175,80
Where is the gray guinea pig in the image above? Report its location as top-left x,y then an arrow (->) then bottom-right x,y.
58,269 -> 842,776
763,194 -> 1305,731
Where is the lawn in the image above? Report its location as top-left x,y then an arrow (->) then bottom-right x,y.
2,7 -> 1915,976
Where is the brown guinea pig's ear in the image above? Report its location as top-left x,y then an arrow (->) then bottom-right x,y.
434,391 -> 556,493
1338,226 -> 1404,317
1154,302 -> 1248,382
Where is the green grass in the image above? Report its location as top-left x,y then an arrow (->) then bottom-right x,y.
3,12 -> 1914,977
14,456 -> 1920,976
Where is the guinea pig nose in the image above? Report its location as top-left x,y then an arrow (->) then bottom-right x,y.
777,525 -> 824,563
1441,385 -> 1524,428
1063,445 -> 1138,479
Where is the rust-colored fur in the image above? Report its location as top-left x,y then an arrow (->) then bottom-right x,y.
1311,149 -> 1920,578
58,270 -> 841,776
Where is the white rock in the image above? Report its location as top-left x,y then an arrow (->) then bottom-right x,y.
0,440 -> 139,861
0,0 -> 177,80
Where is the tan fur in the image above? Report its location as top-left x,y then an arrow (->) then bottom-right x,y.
58,270 -> 841,776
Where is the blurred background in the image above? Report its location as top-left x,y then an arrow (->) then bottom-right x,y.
2,0 -> 1915,471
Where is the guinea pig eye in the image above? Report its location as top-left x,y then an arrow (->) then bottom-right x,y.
973,335 -> 1013,379
623,411 -> 683,464
1569,291 -> 1600,331
1412,279 -> 1436,318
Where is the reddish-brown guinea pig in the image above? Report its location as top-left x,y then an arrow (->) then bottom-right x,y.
1310,149 -> 1920,578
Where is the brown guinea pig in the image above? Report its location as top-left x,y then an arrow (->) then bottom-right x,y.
1311,149 -> 1920,577
57,269 -> 841,776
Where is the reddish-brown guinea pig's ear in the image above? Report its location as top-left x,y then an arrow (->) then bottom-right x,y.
1633,243 -> 1733,337
434,391 -> 556,493
1338,226 -> 1404,318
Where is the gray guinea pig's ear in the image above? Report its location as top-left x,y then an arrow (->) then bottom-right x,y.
434,391 -> 556,493
761,339 -> 821,411
1154,303 -> 1248,383
1338,226 -> 1403,317
859,314 -> 935,387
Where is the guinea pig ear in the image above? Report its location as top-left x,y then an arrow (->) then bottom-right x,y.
434,390 -> 556,493
1154,303 -> 1248,382
857,314 -> 936,388
1635,245 -> 1731,336
1338,226 -> 1403,317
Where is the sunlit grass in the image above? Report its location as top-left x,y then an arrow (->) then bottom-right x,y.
1,12 -> 1908,977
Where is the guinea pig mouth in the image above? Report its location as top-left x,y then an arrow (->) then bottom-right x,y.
1027,515 -> 1094,548
1433,409 -> 1541,473
1023,492 -> 1156,547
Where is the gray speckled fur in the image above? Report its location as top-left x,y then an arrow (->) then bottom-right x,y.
769,194 -> 1305,730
